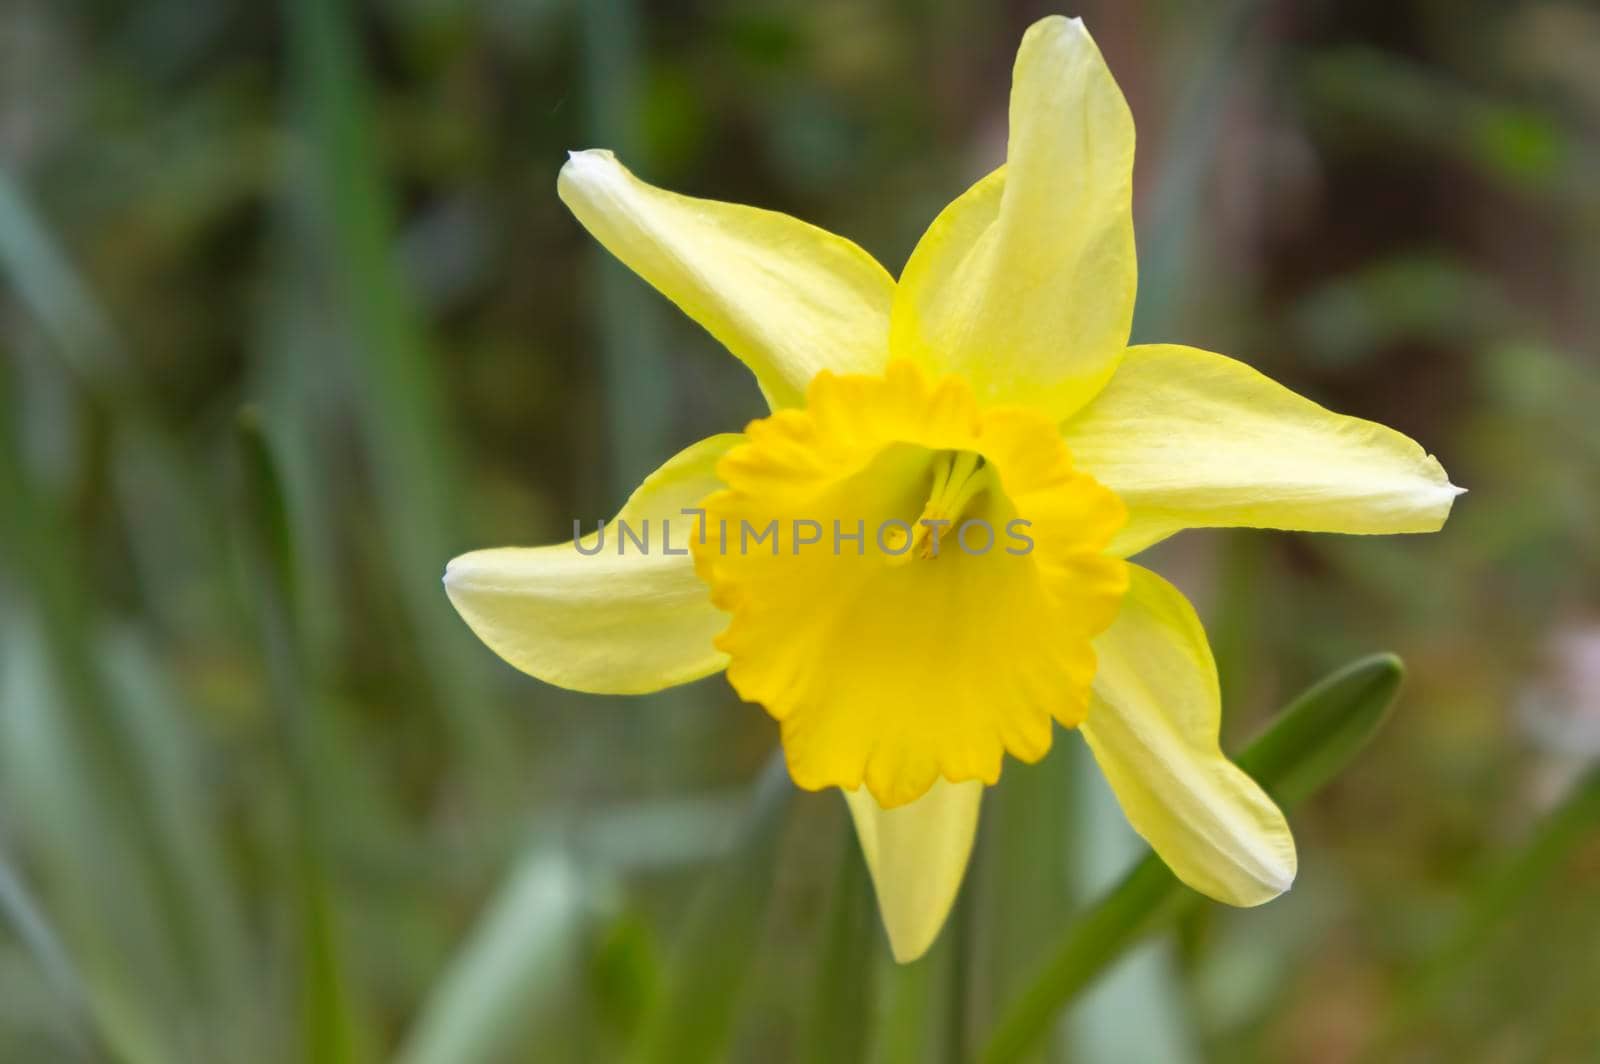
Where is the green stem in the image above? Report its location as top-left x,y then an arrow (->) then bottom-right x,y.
980,654 -> 1405,1063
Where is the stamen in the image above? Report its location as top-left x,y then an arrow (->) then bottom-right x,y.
886,450 -> 989,565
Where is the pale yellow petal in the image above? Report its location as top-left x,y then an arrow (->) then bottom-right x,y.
443,434 -> 739,694
1082,565 -> 1296,906
891,16 -> 1136,419
844,778 -> 983,963
1063,344 -> 1463,557
558,150 -> 894,409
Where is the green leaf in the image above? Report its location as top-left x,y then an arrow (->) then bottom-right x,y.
235,412 -> 364,1064
980,654 -> 1405,1064
283,0 -> 513,792
1373,763 -> 1600,1050
0,164 -> 230,638
1130,0 -> 1266,343
803,814 -> 877,1064
576,0 -> 676,500
865,938 -> 956,1064
0,167 -> 126,386
629,754 -> 792,1064
0,848 -> 100,1061
973,741 -> 1074,1054
395,850 -> 597,1064
0,321 -> 217,1064
1233,653 -> 1405,806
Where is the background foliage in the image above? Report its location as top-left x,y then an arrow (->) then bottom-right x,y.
2,0 -> 1599,1060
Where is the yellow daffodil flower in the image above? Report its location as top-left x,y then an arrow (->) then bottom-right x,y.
444,16 -> 1459,963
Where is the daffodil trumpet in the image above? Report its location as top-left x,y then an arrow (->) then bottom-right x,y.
444,15 -> 1458,963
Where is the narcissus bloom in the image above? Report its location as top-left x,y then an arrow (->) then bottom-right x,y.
445,16 -> 1458,962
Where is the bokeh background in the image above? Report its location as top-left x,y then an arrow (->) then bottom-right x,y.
3,0 -> 1599,1061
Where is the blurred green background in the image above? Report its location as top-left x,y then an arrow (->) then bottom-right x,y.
3,0 -> 1599,1061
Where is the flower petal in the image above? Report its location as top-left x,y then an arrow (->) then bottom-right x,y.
891,16 -> 1136,420
1082,564 -> 1296,906
1063,344 -> 1463,557
694,363 -> 1127,809
443,434 -> 739,694
558,150 -> 894,409
844,778 -> 983,963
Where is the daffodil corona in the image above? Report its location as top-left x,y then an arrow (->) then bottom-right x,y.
445,16 -> 1459,963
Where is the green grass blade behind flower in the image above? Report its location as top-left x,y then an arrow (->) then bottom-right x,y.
396,850 -> 597,1064
1129,0 -> 1264,342
282,0 -> 512,790
0,194 -> 279,1050
0,351 -> 226,1062
865,936 -> 958,1064
573,0 -> 702,495
980,654 -> 1405,1064
802,812 -> 878,1064
1368,764 -> 1600,1055
941,863 -> 978,1061
630,753 -> 793,1064
0,168 -> 228,638
577,0 -> 674,502
91,632 -> 261,1052
0,169 -> 124,384
235,412 -> 363,1064
0,847 -> 103,1061
0,185 -> 251,1019
969,742 -> 1075,1061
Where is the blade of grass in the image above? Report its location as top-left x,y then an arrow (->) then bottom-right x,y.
282,0 -> 512,791
235,411 -> 363,1064
396,850 -> 596,1064
0,345 -> 223,1063
980,654 -> 1406,1064
1130,0 -> 1264,342
90,630 -> 261,1057
0,612 -> 227,1064
0,168 -> 124,385
850,831 -> 974,1064
574,792 -> 745,871
630,753 -> 793,1064
971,742 -> 1075,1062
864,906 -> 963,1064
0,166 -> 231,638
1367,763 -> 1600,1056
0,845 -> 100,1061
941,860 -> 977,1063
802,811 -> 877,1064
576,0 -> 673,501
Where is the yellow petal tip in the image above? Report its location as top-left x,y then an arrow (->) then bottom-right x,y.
845,781 -> 982,966
559,147 -> 614,182
1028,13 -> 1086,33
888,936 -> 929,965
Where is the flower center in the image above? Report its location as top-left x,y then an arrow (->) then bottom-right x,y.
883,450 -> 991,564
692,361 -> 1129,808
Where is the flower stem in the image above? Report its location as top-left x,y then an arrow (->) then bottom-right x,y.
980,654 -> 1406,1063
